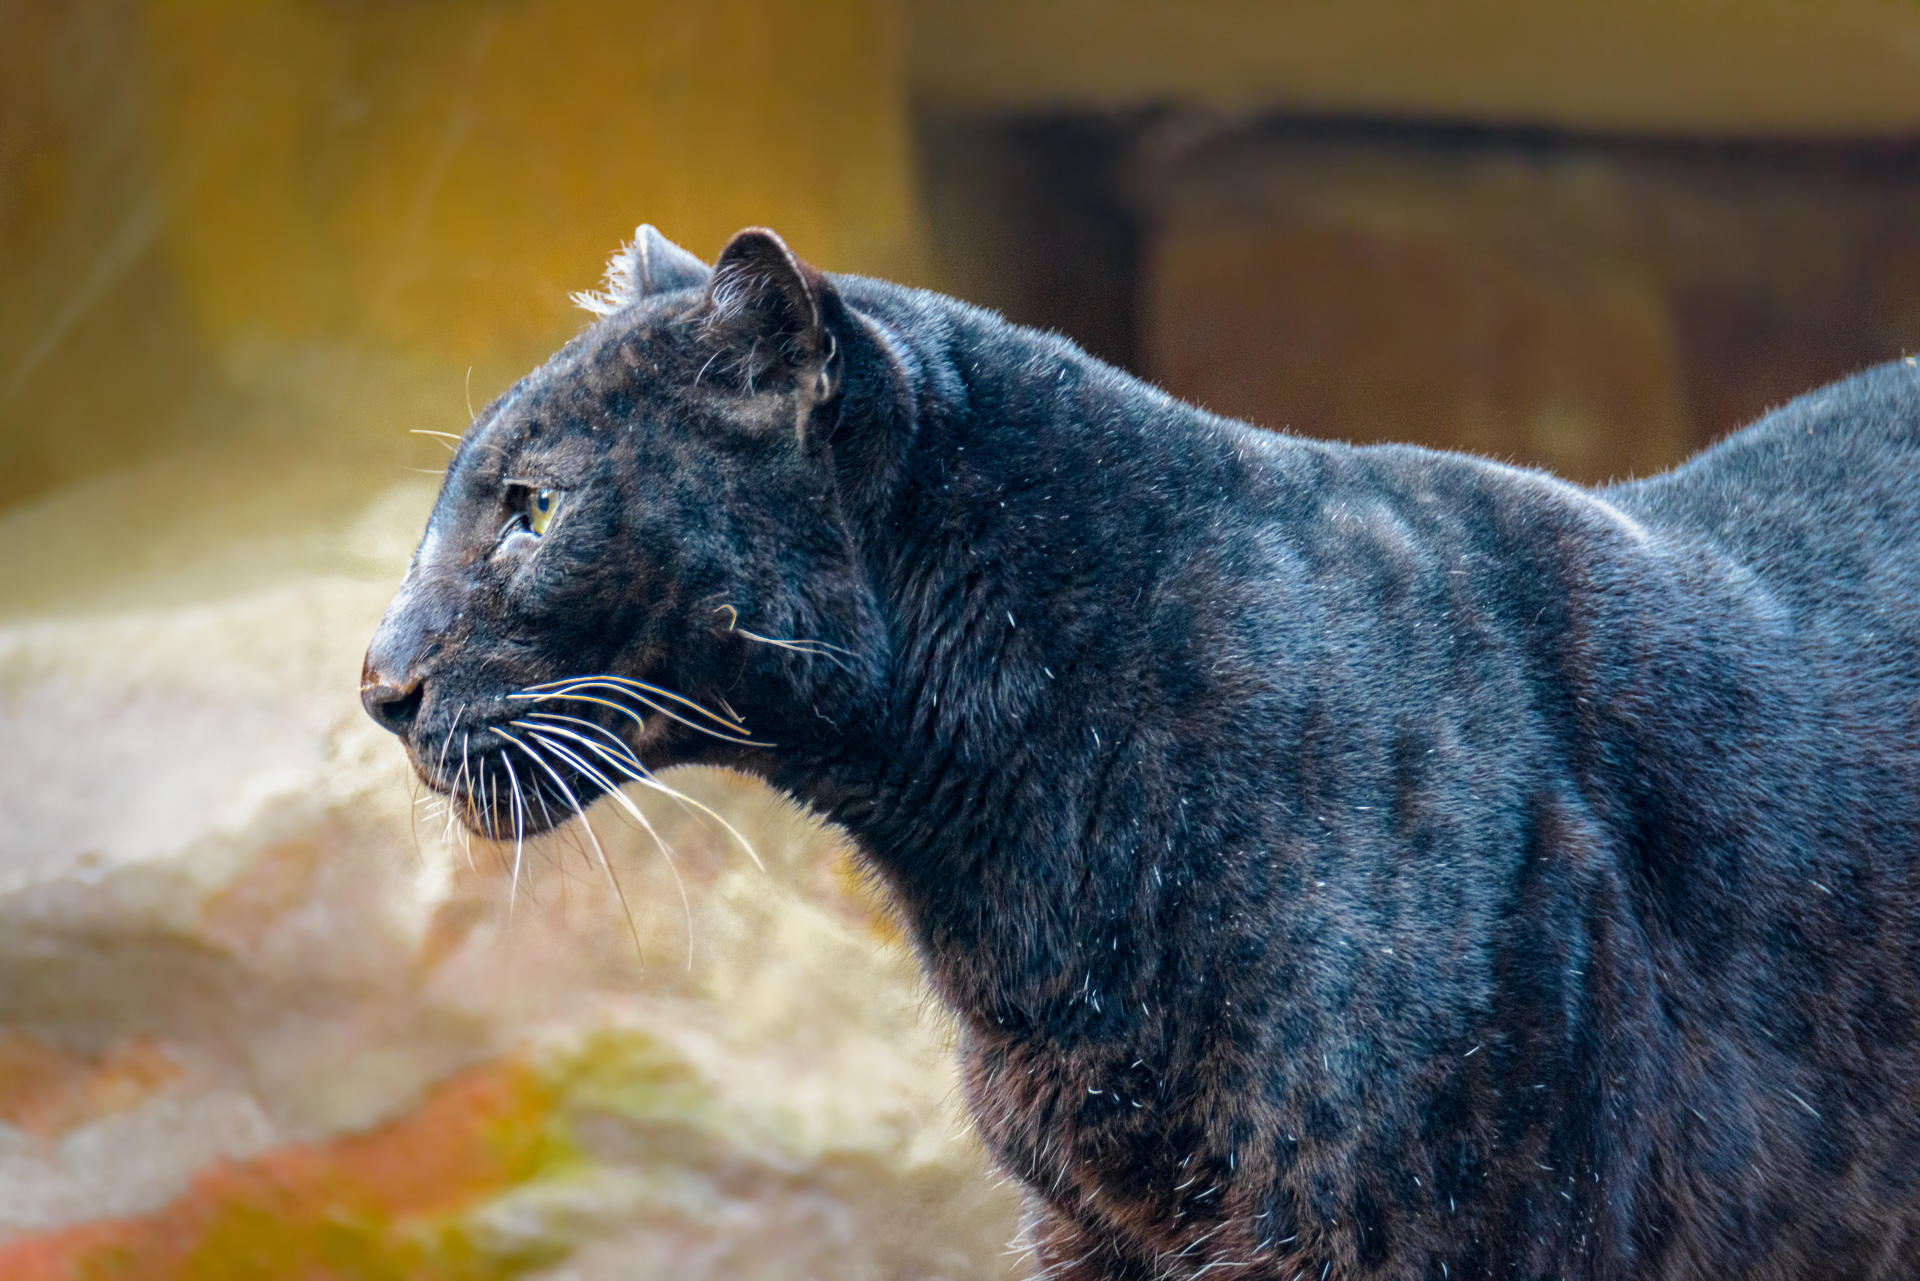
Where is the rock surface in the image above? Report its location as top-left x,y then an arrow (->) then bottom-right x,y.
0,458 -> 1022,1278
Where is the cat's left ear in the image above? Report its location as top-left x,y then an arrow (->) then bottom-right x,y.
574,224 -> 710,316
706,228 -> 839,432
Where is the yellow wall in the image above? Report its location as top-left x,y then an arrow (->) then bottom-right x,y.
0,0 -> 923,510
146,0 -> 922,366
912,0 -> 1920,135
10,0 -> 1920,512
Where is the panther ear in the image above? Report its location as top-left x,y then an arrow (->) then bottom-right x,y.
631,225 -> 711,295
706,228 -> 837,409
573,224 -> 710,316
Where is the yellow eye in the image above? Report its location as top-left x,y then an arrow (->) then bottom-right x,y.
528,488 -> 558,536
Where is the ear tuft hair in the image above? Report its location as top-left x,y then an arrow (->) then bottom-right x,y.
572,224 -> 711,316
706,228 -> 828,371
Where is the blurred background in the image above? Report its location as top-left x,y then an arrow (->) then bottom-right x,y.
3,2 -> 1918,1276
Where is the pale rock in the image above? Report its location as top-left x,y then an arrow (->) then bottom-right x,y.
0,456 -> 1020,1275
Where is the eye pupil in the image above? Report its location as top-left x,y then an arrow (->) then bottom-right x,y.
524,487 -> 559,537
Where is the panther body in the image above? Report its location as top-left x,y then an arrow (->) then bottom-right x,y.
364,226 -> 1920,1279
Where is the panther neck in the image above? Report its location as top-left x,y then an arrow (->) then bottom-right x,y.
790,309 -> 1276,1039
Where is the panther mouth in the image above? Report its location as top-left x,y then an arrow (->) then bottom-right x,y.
408,711 -> 629,842
409,674 -> 758,842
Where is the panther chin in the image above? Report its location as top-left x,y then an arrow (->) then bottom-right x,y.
440,707 -> 696,843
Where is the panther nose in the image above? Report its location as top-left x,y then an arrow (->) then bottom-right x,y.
366,559 -> 459,738
361,669 -> 425,735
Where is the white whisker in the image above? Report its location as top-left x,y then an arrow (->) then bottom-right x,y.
452,733 -> 477,868
517,710 -> 699,824
485,771 -> 500,846
410,428 -> 462,453
735,628 -> 857,674
514,680 -> 758,746
494,727 -> 647,962
431,714 -> 461,837
526,674 -> 752,735
500,748 -> 528,920
405,778 -> 426,864
512,717 -> 763,872
716,606 -> 858,673
508,690 -> 647,733
526,729 -> 695,969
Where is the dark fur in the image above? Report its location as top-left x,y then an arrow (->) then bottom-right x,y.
364,225 -> 1920,1279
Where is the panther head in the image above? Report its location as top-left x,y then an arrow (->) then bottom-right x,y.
360,226 -> 903,838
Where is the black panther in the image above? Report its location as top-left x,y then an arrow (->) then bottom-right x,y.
362,224 -> 1920,1279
